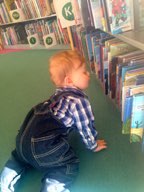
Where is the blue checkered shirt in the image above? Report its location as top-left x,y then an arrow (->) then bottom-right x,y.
52,87 -> 98,151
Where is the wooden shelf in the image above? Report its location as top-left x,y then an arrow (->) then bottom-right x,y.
0,14 -> 56,27
4,44 -> 71,50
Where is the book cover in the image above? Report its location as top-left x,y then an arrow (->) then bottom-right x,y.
130,84 -> 144,96
71,0 -> 82,25
125,67 -> 144,81
116,51 -> 144,106
121,75 -> 144,122
100,0 -> 111,32
108,42 -> 137,98
85,28 -> 100,73
89,0 -> 103,29
77,0 -> 92,27
130,93 -> 144,143
122,96 -> 133,134
85,32 -> 96,73
105,0 -> 134,34
87,0 -> 95,26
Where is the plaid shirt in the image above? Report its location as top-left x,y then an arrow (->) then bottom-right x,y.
52,87 -> 98,151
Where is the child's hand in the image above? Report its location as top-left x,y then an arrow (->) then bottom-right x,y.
94,139 -> 107,152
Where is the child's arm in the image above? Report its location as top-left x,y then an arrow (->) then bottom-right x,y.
94,140 -> 107,152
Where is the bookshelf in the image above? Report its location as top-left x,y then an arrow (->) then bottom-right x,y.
0,0 -> 70,50
0,14 -> 57,27
70,0 -> 144,149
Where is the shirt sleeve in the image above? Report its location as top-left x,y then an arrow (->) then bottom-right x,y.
71,97 -> 98,151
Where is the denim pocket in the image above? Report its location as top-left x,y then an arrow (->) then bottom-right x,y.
31,135 -> 71,167
66,163 -> 79,176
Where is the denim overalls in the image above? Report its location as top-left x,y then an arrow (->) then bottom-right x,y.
0,91 -> 85,192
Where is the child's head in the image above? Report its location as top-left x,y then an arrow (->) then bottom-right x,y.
49,50 -> 90,90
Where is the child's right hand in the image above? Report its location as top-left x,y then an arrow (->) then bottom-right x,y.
94,139 -> 107,152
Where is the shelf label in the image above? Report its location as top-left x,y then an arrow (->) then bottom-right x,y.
9,9 -> 25,22
53,0 -> 75,28
27,34 -> 40,47
43,33 -> 57,48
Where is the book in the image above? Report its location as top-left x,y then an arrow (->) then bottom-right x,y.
77,0 -> 92,27
122,96 -> 133,134
116,51 -> 144,106
124,67 -> 144,81
108,41 -> 137,99
122,75 -> 144,122
130,81 -> 144,96
100,0 -> 110,32
89,0 -> 103,29
105,0 -> 134,34
71,0 -> 82,25
130,93 -> 144,143
87,0 -> 95,26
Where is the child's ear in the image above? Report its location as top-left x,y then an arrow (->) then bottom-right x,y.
64,76 -> 73,85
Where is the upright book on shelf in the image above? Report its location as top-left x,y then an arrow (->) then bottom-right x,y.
105,0 -> 134,34
130,93 -> 144,143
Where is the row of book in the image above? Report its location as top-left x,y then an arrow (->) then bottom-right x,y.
78,0 -> 144,34
0,0 -> 55,24
1,18 -> 69,47
71,26 -> 144,150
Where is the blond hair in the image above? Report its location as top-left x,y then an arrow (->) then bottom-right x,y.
49,50 -> 85,86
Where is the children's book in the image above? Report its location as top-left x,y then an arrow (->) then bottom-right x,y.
122,75 -> 144,122
93,32 -> 112,79
77,0 -> 92,27
89,0 -> 103,29
100,0 -> 110,32
85,28 -> 99,73
108,41 -> 137,99
130,93 -> 144,143
91,31 -> 101,76
124,67 -> 144,81
122,96 -> 133,134
71,0 -> 82,25
130,84 -> 144,96
105,0 -> 134,34
116,51 -> 144,106
80,28 -> 89,62
120,63 -> 144,102
87,0 -> 95,26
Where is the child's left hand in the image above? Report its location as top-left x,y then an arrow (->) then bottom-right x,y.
94,139 -> 107,152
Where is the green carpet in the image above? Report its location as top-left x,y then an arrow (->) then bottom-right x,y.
0,50 -> 144,192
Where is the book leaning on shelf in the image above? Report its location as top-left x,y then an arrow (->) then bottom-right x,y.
130,93 -> 144,143
105,0 -> 134,34
122,75 -> 144,134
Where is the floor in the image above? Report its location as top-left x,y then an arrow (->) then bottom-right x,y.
0,50 -> 144,192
